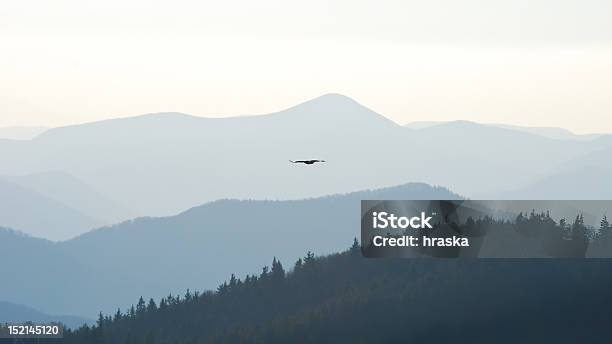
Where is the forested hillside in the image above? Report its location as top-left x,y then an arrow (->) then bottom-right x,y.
51,240 -> 612,344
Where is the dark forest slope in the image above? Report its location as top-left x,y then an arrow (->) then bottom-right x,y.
55,243 -> 612,344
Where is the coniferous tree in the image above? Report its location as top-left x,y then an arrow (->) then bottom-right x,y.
349,237 -> 361,254
294,258 -> 303,270
271,257 -> 285,280
229,274 -> 238,289
136,297 -> 146,316
261,266 -> 269,277
184,289 -> 193,302
97,312 -> 104,329
94,311 -> 105,343
304,251 -> 315,264
147,298 -> 157,313
572,214 -> 586,239
601,215 -> 610,235
217,281 -> 229,294
166,293 -> 176,306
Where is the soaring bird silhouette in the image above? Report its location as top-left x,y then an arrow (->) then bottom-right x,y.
290,159 -> 326,165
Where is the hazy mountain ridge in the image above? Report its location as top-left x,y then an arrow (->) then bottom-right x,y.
34,94 -> 399,143
0,172 -> 133,240
493,123 -> 603,141
500,165 -> 612,200
0,183 -> 460,318
0,178 -> 103,240
405,120 -> 607,141
0,301 -> 91,329
486,140 -> 612,199
7,171 -> 134,226
1,94 -> 609,227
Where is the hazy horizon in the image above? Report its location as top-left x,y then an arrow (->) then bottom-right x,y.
2,0 -> 612,134
1,93 -> 610,136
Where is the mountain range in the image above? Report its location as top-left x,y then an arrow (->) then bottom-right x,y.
0,172 -> 133,240
0,183 -> 460,318
3,94 -> 612,327
1,94 -> 611,239
404,120 -> 603,140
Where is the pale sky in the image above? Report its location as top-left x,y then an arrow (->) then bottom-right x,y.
1,0 -> 611,133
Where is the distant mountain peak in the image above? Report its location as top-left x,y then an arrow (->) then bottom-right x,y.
312,92 -> 358,102
130,112 -> 199,120
275,93 -> 399,129
294,93 -> 368,111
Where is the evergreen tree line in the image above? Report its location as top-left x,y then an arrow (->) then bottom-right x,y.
506,210 -> 612,257
514,210 -> 612,240
436,209 -> 612,242
371,210 -> 612,258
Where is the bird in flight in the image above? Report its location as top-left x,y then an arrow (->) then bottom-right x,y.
290,159 -> 326,165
